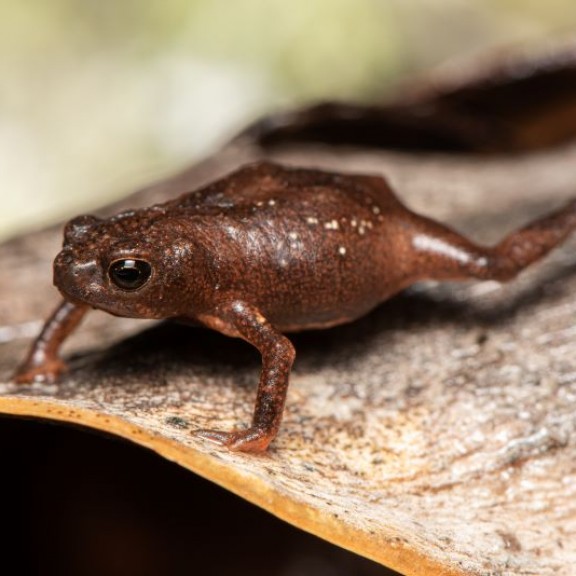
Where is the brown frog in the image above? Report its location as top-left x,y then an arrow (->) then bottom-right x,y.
13,162 -> 576,452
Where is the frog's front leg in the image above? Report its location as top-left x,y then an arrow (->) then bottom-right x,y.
13,300 -> 88,384
195,301 -> 296,453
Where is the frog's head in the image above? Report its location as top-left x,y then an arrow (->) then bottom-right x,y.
54,210 -> 211,319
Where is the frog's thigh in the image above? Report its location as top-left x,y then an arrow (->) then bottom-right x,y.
407,199 -> 576,282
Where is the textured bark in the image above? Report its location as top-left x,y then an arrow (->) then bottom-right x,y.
1,41 -> 576,576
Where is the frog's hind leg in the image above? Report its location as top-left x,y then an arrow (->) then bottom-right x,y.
407,198 -> 576,283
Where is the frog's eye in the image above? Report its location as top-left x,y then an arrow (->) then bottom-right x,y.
108,259 -> 152,290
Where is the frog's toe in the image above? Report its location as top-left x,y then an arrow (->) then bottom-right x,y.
193,428 -> 232,446
193,427 -> 272,453
12,360 -> 66,385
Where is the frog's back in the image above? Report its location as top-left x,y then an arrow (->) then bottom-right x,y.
163,161 -> 404,219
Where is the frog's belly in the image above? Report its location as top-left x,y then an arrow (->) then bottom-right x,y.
258,275 -> 401,333
274,308 -> 377,333
229,220 -> 405,331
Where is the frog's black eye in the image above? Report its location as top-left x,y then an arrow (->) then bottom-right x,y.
108,259 -> 152,290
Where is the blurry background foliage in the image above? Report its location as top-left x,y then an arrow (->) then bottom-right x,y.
2,0 -> 576,241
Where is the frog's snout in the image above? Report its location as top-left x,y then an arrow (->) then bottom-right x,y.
53,249 -> 100,303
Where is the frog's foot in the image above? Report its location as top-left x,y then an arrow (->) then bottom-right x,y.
12,359 -> 66,385
194,427 -> 273,453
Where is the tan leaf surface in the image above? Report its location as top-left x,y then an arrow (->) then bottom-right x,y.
1,137 -> 575,575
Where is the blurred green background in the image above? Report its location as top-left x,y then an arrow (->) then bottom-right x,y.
2,0 -> 576,240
